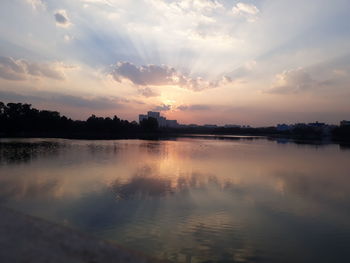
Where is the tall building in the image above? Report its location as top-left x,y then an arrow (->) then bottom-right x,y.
139,114 -> 148,123
158,116 -> 167,127
166,120 -> 179,128
138,111 -> 179,128
340,120 -> 350,126
147,111 -> 160,119
308,121 -> 326,127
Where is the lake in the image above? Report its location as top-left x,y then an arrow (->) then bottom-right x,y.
0,137 -> 349,263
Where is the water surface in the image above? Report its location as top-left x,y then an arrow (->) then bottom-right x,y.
0,138 -> 349,263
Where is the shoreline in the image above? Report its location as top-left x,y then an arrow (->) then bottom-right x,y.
0,133 -> 349,146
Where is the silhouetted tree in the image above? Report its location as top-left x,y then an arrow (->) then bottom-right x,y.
0,100 -> 348,140
0,101 -> 142,137
333,126 -> 350,140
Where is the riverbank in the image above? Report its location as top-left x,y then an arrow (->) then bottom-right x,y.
1,133 -> 350,149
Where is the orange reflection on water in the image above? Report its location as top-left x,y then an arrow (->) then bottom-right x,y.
1,138 -> 350,263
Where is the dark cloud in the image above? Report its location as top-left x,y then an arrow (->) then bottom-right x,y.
0,56 -> 64,81
0,57 -> 26,80
54,10 -> 70,27
111,62 -> 177,86
52,94 -> 126,110
0,90 -> 127,110
111,61 -> 229,91
0,90 -> 32,102
153,104 -> 171,111
55,13 -> 67,24
177,104 -> 211,111
21,60 -> 64,80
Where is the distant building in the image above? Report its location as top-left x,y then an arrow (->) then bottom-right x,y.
293,123 -> 308,128
139,111 -> 179,128
166,120 -> 179,128
308,121 -> 326,128
340,120 -> 350,126
139,114 -> 148,123
224,124 -> 241,128
147,111 -> 160,119
158,116 -> 166,127
203,124 -> 218,128
276,124 -> 292,131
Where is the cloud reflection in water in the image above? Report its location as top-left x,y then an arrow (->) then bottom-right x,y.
0,138 -> 350,262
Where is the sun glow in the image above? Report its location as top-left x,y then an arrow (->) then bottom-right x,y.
0,0 -> 349,125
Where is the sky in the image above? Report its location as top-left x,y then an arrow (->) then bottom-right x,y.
0,0 -> 350,126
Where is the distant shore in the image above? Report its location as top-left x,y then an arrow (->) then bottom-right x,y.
1,133 -> 350,149
1,101 -> 349,142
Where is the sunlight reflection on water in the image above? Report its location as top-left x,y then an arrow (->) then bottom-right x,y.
0,137 -> 350,263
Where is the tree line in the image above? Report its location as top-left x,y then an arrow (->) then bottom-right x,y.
0,101 -> 349,140
0,102 -> 160,138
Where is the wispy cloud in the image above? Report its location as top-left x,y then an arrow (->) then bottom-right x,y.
232,2 -> 259,22
233,3 -> 259,15
177,104 -> 211,111
25,0 -> 45,11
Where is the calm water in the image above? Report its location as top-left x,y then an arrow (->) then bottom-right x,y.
0,137 -> 350,263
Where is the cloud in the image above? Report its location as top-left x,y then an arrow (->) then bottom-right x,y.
138,87 -> 159,97
148,0 -> 223,18
232,2 -> 259,22
111,61 -> 230,91
228,60 -> 257,79
63,34 -> 73,42
269,68 -> 316,94
177,104 -> 211,111
111,62 -> 175,86
54,10 -> 71,27
176,0 -> 223,12
233,3 -> 259,15
153,104 -> 171,111
21,61 -> 65,80
52,95 -> 126,109
0,56 -> 66,81
0,90 -> 127,110
0,57 -> 26,80
26,0 -> 45,10
81,0 -> 113,5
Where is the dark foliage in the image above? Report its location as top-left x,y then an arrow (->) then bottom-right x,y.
214,125 -> 331,139
214,126 -> 279,135
332,126 -> 350,140
0,101 -> 349,141
0,102 -> 139,138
